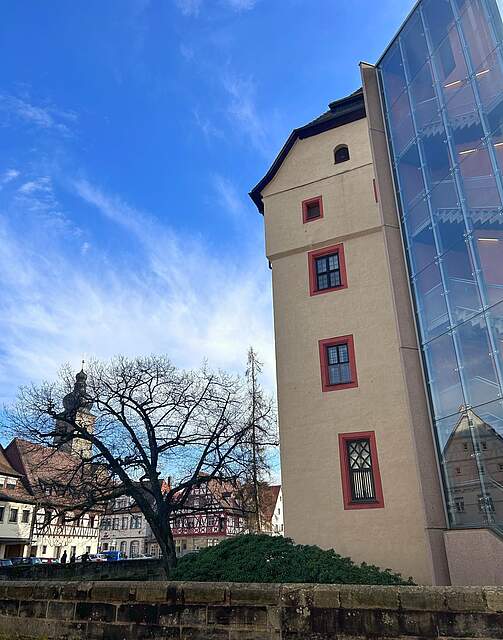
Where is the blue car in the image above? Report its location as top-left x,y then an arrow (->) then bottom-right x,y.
99,550 -> 126,562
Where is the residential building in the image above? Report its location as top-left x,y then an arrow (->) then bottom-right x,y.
250,0 -> 503,585
0,449 -> 35,559
259,484 -> 284,535
99,496 -> 147,558
2,438 -> 100,560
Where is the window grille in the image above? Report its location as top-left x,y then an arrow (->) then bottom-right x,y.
346,438 -> 376,502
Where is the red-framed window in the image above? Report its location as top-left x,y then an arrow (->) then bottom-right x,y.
319,335 -> 358,392
308,243 -> 348,296
338,431 -> 384,510
302,196 -> 323,223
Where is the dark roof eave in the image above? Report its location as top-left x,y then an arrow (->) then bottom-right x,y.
249,91 -> 366,214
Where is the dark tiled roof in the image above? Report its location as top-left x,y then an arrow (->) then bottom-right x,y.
249,89 -> 366,213
0,448 -> 22,478
259,484 -> 281,523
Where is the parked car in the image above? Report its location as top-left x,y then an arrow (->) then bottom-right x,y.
10,557 -> 42,566
127,554 -> 152,560
39,558 -> 59,564
75,554 -> 106,563
0,560 -> 12,567
99,550 -> 126,562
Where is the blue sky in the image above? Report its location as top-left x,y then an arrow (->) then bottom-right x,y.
0,0 -> 412,403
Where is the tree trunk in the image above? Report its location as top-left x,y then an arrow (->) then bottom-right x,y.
149,517 -> 177,577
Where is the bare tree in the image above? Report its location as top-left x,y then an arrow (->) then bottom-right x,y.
5,355 -> 264,573
239,347 -> 278,532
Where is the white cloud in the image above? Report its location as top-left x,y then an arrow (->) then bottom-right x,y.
222,73 -> 269,155
0,94 -> 76,135
0,169 -> 20,189
174,0 -> 203,16
193,109 -> 224,140
0,180 -> 275,404
174,0 -> 257,15
212,174 -> 246,220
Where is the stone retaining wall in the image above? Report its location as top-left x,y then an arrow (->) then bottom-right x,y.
0,558 -> 166,582
0,580 -> 501,639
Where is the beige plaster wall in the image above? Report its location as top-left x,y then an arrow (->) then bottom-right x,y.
444,528 -> 503,585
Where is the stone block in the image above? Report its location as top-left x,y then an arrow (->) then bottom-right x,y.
75,601 -> 117,623
133,623 -> 181,639
135,582 -> 180,603
18,599 -> 48,618
180,605 -> 207,626
87,621 -> 133,640
339,585 -> 399,610
445,587 -> 487,612
280,585 -> 313,609
0,598 -> 18,616
312,585 -> 340,609
310,607 -> 339,635
437,611 -> 503,638
180,627 -> 228,640
60,581 -> 93,601
182,582 -> 228,605
398,610 -> 437,637
158,603 -> 181,626
339,608 -> 400,638
484,588 -> 503,613
207,605 -> 268,628
1,617 -> 86,640
230,584 -> 280,606
281,606 -> 311,634
91,581 -> 136,603
117,603 -> 159,625
47,600 -> 76,620
399,586 -> 446,611
34,581 -> 62,601
229,632 -> 276,640
4,582 -> 34,600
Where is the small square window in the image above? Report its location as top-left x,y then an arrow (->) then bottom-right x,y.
9,508 -> 18,523
319,335 -> 358,392
302,196 -> 323,223
22,510 -> 30,523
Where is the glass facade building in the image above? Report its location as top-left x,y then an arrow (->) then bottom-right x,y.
378,0 -> 503,531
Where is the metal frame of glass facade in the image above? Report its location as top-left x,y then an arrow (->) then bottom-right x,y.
378,0 -> 503,532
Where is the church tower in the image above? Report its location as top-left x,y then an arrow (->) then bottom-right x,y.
53,367 -> 95,459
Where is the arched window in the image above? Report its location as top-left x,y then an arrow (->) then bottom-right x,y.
130,540 -> 140,558
334,145 -> 350,164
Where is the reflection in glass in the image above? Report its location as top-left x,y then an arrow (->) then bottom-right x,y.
396,142 -> 425,209
443,238 -> 483,321
413,261 -> 449,341
456,314 -> 500,406
441,403 -> 503,528
423,332 -> 465,419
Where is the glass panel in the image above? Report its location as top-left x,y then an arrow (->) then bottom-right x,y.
442,400 -> 503,527
424,331 -> 465,419
475,49 -> 503,135
407,213 -> 436,275
338,344 -> 349,362
327,346 -> 338,365
421,132 -> 454,192
459,145 -> 501,209
381,41 -> 407,106
388,90 -> 415,155
443,238 -> 483,321
409,61 -> 442,134
475,232 -> 503,306
316,258 -> 327,274
460,0 -> 499,70
430,179 -> 466,253
423,0 -> 456,52
456,313 -> 500,406
328,254 -> 339,270
413,261 -> 449,341
396,142 -> 426,210
401,10 -> 429,80
487,299 -> 503,370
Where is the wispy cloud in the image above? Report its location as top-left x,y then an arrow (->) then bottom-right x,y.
212,174 -> 246,220
193,109 -> 224,141
0,169 -> 20,189
174,0 -> 257,16
0,93 -> 77,135
222,73 -> 269,155
0,179 -> 274,403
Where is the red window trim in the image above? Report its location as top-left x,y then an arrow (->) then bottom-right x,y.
338,431 -> 384,510
319,335 -> 358,392
308,243 -> 348,296
302,196 -> 324,224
